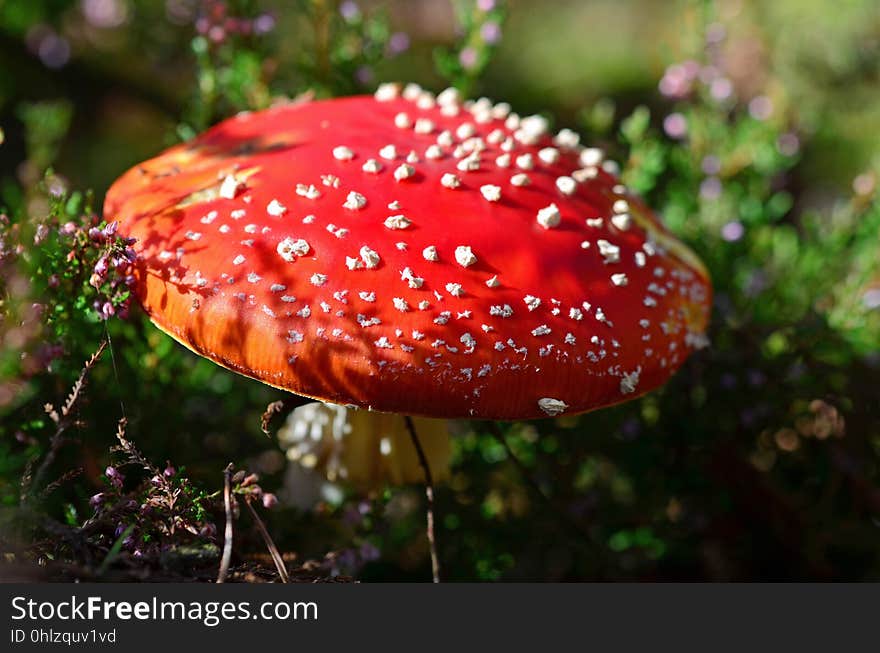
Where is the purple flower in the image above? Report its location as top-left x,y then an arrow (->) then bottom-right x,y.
658,61 -> 699,99
480,21 -> 502,45
663,112 -> 688,139
863,289 -> 880,310
748,95 -> 773,121
339,1 -> 360,22
619,417 -> 641,440
719,373 -> 737,389
33,224 -> 49,245
47,177 -> 67,197
705,22 -> 726,44
459,47 -> 478,70
32,28 -> 70,69
262,493 -> 278,509
105,466 -> 124,489
253,14 -> 276,35
700,176 -> 723,200
698,65 -> 719,84
744,270 -> 768,297
337,549 -> 357,570
720,221 -> 744,242
208,25 -> 225,43
89,492 -> 105,508
701,155 -> 721,175
100,302 -> 115,319
777,132 -> 800,157
359,542 -> 380,562
163,463 -> 176,478
355,65 -> 373,85
477,0 -> 496,11
709,77 -> 733,102
82,0 -> 130,29
94,255 -> 108,275
853,172 -> 876,196
387,32 -> 410,56
747,370 -> 767,387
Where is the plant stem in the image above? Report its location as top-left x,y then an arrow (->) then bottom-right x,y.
216,463 -> 234,583
243,498 -> 289,583
404,415 -> 441,583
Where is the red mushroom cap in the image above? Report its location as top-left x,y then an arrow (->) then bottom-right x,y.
104,83 -> 711,420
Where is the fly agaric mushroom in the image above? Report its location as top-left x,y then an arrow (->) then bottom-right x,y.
104,83 -> 711,422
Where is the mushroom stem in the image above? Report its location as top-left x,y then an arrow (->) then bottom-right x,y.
404,415 -> 441,583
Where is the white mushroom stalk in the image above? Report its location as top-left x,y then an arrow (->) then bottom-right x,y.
277,402 -> 451,494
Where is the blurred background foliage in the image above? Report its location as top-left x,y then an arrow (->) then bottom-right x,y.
1,0 -> 879,581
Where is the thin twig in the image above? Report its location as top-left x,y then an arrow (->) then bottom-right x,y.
26,340 -> 107,500
112,417 -> 160,476
487,421 -> 593,542
40,468 -> 83,500
403,415 -> 440,583
217,463 -> 234,584
243,499 -> 289,583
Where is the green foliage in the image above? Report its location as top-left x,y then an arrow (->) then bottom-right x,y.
16,101 -> 72,174
434,0 -> 505,96
182,1 -> 276,132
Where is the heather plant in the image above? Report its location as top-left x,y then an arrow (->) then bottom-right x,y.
1,0 -> 879,582
434,0 -> 505,95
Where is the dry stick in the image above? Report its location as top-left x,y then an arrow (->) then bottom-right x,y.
403,415 -> 440,583
487,421 -> 593,542
243,499 -> 289,583
27,340 -> 108,500
217,463 -> 235,584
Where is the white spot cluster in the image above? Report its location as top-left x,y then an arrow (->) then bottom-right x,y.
441,173 -> 461,189
359,245 -> 381,269
480,184 -> 501,202
454,245 -> 477,268
384,214 -> 412,230
536,203 -> 561,229
538,398 -> 568,417
343,191 -> 367,210
276,237 -> 310,262
267,199 -> 287,216
333,145 -> 355,161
